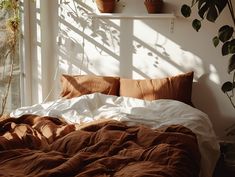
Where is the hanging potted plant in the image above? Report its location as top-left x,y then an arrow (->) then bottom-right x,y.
144,0 -> 164,14
95,0 -> 120,13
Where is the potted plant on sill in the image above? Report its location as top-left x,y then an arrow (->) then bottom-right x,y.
144,0 -> 164,14
0,0 -> 20,116
95,0 -> 120,13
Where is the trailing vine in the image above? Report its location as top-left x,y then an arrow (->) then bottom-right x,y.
0,0 -> 20,115
181,0 -> 235,109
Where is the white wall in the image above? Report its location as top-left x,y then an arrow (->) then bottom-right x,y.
24,0 -> 235,139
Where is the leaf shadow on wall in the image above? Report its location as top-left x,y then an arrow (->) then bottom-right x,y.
58,0 -> 172,78
141,14 -> 235,137
57,0 -> 235,137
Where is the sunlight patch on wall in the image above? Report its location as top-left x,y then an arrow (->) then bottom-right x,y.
25,0 -> 234,141
58,0 -> 123,75
209,64 -> 220,84
131,20 -> 205,78
57,0 -> 209,81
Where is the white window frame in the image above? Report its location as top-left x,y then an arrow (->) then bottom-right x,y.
20,0 -> 59,107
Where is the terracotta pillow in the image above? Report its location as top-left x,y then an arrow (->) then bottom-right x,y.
119,72 -> 194,105
60,75 -> 120,99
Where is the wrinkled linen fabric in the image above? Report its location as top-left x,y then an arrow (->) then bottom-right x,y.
0,117 -> 200,177
11,93 -> 220,177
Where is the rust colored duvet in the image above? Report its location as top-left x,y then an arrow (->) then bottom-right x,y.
0,114 -> 200,177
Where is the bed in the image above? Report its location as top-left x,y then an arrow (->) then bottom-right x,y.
0,72 -> 220,177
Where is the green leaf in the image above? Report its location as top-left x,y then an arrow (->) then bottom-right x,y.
228,54 -> 235,73
218,25 -> 234,43
198,2 -> 209,19
197,0 -> 228,22
192,19 -> 201,32
206,5 -> 218,22
229,39 -> 235,54
213,36 -> 219,47
221,81 -> 234,93
222,41 -> 230,56
221,39 -> 235,55
214,0 -> 228,13
0,0 -> 12,10
181,4 -> 191,18
198,0 -> 207,9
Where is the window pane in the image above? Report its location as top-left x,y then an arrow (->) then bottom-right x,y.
0,6 -> 21,114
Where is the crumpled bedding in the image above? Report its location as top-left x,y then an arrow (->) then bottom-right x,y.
0,115 -> 200,177
10,93 -> 220,177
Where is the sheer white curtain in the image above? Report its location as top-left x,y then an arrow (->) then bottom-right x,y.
21,0 -> 59,106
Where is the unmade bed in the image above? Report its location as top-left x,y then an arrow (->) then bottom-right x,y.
0,72 -> 220,177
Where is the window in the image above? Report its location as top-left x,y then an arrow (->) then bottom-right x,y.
0,2 -> 21,114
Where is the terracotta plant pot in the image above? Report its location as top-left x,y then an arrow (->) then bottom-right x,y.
95,0 -> 116,13
144,0 -> 164,14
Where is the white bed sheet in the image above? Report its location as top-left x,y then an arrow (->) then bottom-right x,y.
11,93 -> 220,177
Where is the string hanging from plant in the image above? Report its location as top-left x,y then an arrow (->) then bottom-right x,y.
0,0 -> 20,115
181,0 -> 235,109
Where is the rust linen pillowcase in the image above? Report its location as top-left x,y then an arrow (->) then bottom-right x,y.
60,75 -> 120,99
119,72 -> 194,105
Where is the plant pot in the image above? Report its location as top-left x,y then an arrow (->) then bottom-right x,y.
144,0 -> 164,14
95,0 -> 116,13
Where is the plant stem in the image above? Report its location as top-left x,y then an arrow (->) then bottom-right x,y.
0,51 -> 14,116
226,92 -> 235,109
228,0 -> 235,26
0,0 -> 19,115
